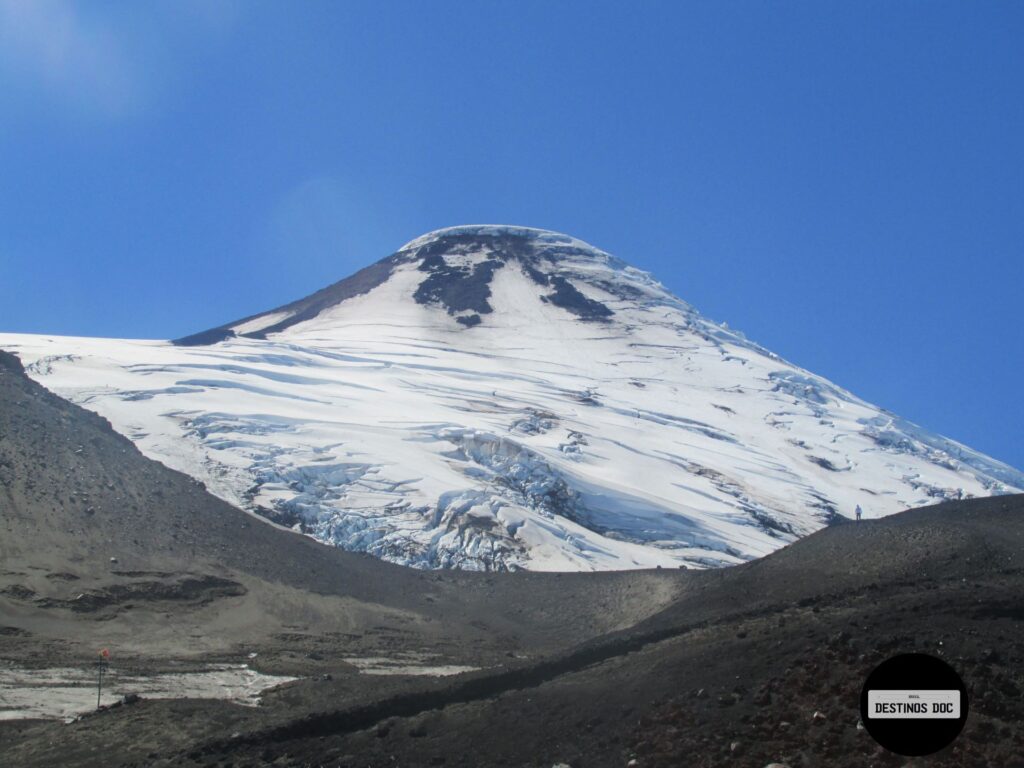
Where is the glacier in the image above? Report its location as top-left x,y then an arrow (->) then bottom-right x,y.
2,225 -> 1020,571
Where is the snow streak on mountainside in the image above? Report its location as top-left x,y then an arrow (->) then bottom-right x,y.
3,225 -> 1021,571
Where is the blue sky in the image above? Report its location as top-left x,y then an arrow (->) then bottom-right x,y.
1,1 -> 1022,472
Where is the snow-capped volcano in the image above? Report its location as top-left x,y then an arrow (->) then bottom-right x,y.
3,225 -> 1021,571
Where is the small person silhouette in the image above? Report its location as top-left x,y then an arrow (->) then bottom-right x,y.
855,504 -> 863,521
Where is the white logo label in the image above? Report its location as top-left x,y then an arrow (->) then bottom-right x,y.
867,690 -> 961,719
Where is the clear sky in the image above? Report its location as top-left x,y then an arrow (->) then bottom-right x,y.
1,1 -> 1022,472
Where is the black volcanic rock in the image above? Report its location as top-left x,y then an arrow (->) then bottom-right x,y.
543,274 -> 615,320
413,254 -> 503,317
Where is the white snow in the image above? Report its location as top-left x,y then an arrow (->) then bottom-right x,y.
398,225 -> 605,256
0,664 -> 296,721
342,654 -> 478,677
2,226 -> 1020,572
232,310 -> 294,335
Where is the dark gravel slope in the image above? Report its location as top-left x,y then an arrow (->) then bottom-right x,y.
0,347 -> 680,765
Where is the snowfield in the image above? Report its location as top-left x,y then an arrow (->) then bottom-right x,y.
2,225 -> 1020,571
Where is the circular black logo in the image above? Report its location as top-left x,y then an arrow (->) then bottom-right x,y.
859,653 -> 968,756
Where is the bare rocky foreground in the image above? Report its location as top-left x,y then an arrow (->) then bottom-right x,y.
1,348 -> 1022,767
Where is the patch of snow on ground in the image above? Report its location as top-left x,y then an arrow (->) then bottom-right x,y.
342,654 -> 478,677
0,664 -> 297,721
